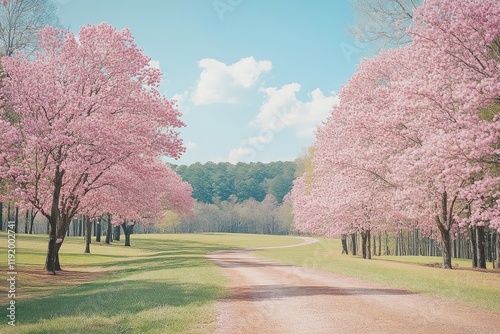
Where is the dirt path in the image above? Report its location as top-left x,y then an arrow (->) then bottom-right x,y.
207,237 -> 500,334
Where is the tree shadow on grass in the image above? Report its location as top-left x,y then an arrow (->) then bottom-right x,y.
16,280 -> 221,325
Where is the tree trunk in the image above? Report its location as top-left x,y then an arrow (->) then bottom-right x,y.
366,229 -> 371,259
436,192 -> 453,269
0,202 -> 3,231
45,167 -> 64,274
361,231 -> 367,259
105,214 -> 112,244
385,232 -> 389,255
351,233 -> 357,256
7,201 -> 11,221
496,232 -> 500,269
373,234 -> 376,257
471,226 -> 478,267
440,228 -> 453,269
84,216 -> 92,254
14,206 -> 18,233
122,221 -> 135,247
486,228 -> 493,263
341,234 -> 348,254
113,225 -> 121,241
29,208 -> 36,234
378,234 -> 382,256
477,225 -> 486,269
95,218 -> 102,243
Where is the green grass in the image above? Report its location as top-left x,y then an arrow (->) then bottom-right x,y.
2,233 -> 499,333
255,238 -> 500,313
0,232 -> 301,334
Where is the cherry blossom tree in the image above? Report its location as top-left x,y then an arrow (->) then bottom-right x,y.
293,0 -> 500,268
0,23 -> 186,273
81,157 -> 194,248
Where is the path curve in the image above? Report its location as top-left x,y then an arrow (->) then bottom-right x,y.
207,236 -> 500,334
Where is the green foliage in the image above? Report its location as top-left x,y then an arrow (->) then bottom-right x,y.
172,161 -> 296,204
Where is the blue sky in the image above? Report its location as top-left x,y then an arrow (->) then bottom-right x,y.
56,0 -> 363,165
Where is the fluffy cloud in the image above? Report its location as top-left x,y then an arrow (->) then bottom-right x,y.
254,84 -> 338,137
171,91 -> 190,113
228,147 -> 255,163
192,56 -> 272,105
226,85 -> 338,163
185,141 -> 198,150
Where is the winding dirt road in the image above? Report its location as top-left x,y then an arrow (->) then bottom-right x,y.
207,237 -> 500,334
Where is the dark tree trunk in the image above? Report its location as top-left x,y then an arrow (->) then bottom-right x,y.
7,201 -> 11,221
45,167 -> 64,274
122,221 -> 135,247
378,234 -> 382,256
486,228 -> 492,263
96,218 -> 102,243
436,192 -> 453,269
29,208 -> 36,234
351,233 -> 357,256
471,226 -> 478,268
496,232 -> 500,269
0,201 -> 3,231
84,216 -> 92,254
477,225 -> 486,269
24,210 -> 29,234
440,228 -> 453,269
373,234 -> 376,257
341,234 -> 348,254
113,225 -> 121,241
366,229 -> 371,259
361,231 -> 367,259
14,206 -> 18,233
78,215 -> 83,237
54,241 -> 63,271
105,214 -> 112,244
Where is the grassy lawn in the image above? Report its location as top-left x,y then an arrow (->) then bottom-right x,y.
2,233 -> 499,333
0,232 -> 301,334
255,238 -> 500,313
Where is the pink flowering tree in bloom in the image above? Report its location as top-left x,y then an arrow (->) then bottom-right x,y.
293,0 -> 500,268
0,23 -> 187,273
81,158 -> 194,248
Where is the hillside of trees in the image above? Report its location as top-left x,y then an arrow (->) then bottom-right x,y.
172,161 -> 296,204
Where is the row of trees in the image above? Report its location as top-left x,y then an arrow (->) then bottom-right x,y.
292,0 -> 500,269
0,2 -> 194,273
176,195 -> 293,235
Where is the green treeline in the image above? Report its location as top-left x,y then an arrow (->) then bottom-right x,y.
167,161 -> 296,235
172,161 -> 296,204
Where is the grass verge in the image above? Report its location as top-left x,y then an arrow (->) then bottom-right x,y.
255,238 -> 500,313
0,232 -> 300,334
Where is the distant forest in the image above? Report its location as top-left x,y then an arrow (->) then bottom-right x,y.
168,161 -> 297,234
172,161 -> 296,204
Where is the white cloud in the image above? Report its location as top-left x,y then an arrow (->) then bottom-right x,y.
228,147 -> 255,163
191,56 -> 272,105
185,141 -> 198,150
254,84 -> 338,138
226,84 -> 338,164
171,91 -> 190,113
